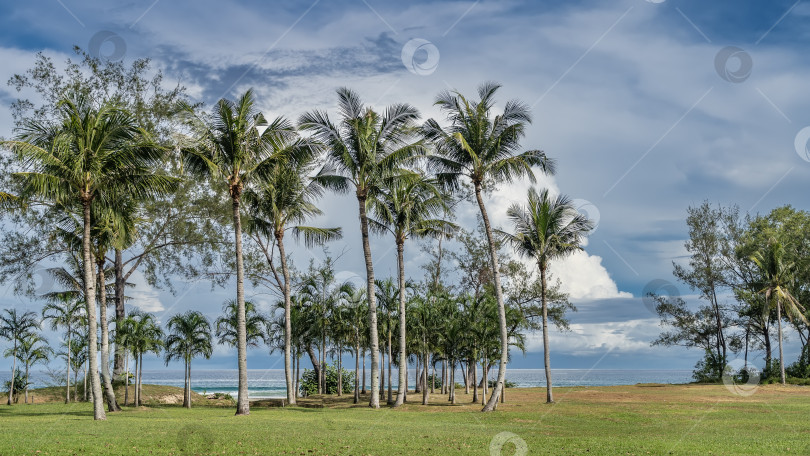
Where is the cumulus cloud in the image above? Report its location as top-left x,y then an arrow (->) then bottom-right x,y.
127,271 -> 165,313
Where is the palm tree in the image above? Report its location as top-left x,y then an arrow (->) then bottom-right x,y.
340,285 -> 367,403
0,309 -> 39,405
12,333 -> 53,404
300,88 -> 423,408
215,300 -> 270,348
42,294 -> 84,403
165,311 -> 213,409
181,89 -> 292,415
59,337 -> 88,402
127,311 -> 163,406
369,172 -> 454,406
423,82 -> 555,411
113,314 -> 135,405
243,137 -> 341,405
500,187 -> 592,403
374,278 -> 398,404
751,240 -> 809,384
6,93 -> 174,420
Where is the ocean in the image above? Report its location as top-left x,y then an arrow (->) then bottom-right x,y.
22,369 -> 694,399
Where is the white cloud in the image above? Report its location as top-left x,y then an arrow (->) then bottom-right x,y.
526,317 -> 661,356
127,271 -> 165,313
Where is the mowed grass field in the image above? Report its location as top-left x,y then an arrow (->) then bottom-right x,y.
0,384 -> 808,455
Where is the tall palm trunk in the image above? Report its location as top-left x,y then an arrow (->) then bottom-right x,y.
354,341 -> 360,404
471,354 -> 478,403
137,353 -> 143,406
777,298 -> 785,385
97,259 -> 120,411
395,241 -> 407,407
133,354 -> 138,406
306,346 -> 321,389
362,350 -> 366,393
422,352 -> 429,405
357,193 -> 380,408
541,266 -> 554,403
450,362 -> 456,405
83,359 -> 88,402
24,363 -> 30,404
183,359 -> 189,408
320,331 -> 326,395
124,352 -> 129,406
337,350 -> 343,396
295,354 -> 300,397
7,340 -> 16,405
82,199 -> 106,420
379,347 -> 385,396
481,355 -> 486,405
232,196 -> 250,415
387,331 -> 393,404
113,249 -> 126,379
431,360 -> 435,394
276,233 -> 296,405
476,185 -> 508,412
188,359 -> 193,409
65,329 -> 71,404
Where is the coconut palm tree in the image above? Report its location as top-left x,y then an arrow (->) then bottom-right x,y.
300,88 -> 423,408
181,89 -> 293,415
243,137 -> 341,405
165,310 -> 213,409
113,314 -> 135,405
500,187 -> 593,403
369,172 -> 455,406
423,82 -> 555,411
215,300 -> 270,349
0,309 -> 39,405
374,278 -> 398,404
41,294 -> 84,403
751,240 -> 809,384
12,333 -> 53,404
127,311 -> 163,406
59,337 -> 87,402
6,93 -> 174,419
340,284 -> 367,403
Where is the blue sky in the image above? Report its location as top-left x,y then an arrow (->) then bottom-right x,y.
2,0 -> 810,373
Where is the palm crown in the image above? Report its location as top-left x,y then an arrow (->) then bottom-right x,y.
501,187 -> 594,270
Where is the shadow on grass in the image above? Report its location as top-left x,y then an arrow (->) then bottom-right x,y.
0,407 -> 94,418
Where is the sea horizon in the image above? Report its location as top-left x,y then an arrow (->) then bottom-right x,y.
20,368 -> 695,399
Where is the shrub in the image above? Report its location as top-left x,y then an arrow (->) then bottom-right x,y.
488,379 -> 517,388
299,365 -> 354,396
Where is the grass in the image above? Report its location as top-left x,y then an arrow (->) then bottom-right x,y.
0,383 -> 808,455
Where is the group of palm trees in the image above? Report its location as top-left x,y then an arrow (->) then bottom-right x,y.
2,81 -> 594,420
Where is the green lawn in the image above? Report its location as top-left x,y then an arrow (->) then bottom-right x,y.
1,384 -> 808,455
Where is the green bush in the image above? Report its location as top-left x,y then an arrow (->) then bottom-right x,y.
300,365 -> 354,396
488,379 -> 517,388
2,369 -> 28,403
692,350 -> 724,383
